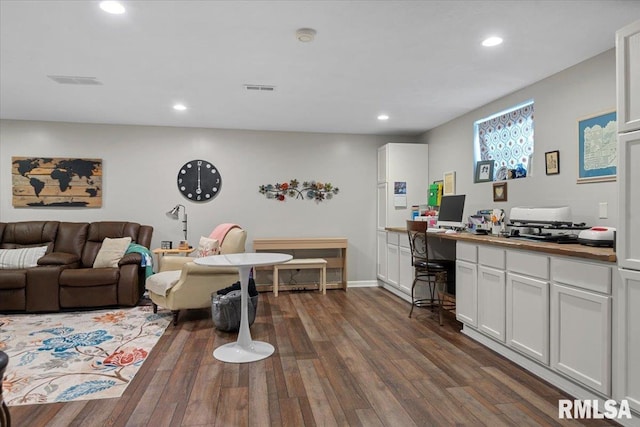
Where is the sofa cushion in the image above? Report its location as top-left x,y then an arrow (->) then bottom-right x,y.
60,268 -> 120,286
146,270 -> 181,296
0,246 -> 48,269
0,270 -> 27,288
93,237 -> 132,268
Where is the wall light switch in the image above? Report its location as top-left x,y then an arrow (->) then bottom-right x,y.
599,202 -> 608,219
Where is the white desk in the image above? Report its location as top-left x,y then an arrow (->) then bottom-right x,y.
194,252 -> 292,363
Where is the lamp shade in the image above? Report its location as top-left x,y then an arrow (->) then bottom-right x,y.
166,205 -> 181,219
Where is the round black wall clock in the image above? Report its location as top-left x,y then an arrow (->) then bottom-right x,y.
177,159 -> 221,202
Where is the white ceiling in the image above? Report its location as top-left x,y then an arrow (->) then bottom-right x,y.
1,1 -> 639,136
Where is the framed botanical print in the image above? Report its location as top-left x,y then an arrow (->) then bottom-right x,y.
545,150 -> 560,175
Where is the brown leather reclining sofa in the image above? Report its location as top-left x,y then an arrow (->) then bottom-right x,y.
0,221 -> 153,313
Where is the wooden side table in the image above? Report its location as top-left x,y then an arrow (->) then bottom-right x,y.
152,248 -> 194,271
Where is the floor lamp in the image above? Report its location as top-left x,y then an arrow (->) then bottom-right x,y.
166,204 -> 188,243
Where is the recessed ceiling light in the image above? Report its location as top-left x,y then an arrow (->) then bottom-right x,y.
296,28 -> 317,43
482,36 -> 503,47
377,114 -> 389,121
99,1 -> 125,14
173,104 -> 187,111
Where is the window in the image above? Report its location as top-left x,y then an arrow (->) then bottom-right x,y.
474,100 -> 534,181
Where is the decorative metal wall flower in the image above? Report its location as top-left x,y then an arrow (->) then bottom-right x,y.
259,179 -> 339,202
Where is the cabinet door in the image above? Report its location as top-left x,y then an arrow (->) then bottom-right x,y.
386,243 -> 399,287
377,231 -> 387,281
616,20 -> 640,133
617,130 -> 640,271
506,273 -> 549,364
377,145 -> 388,183
377,182 -> 388,230
398,246 -> 414,295
456,260 -> 477,327
477,265 -> 506,342
551,283 -> 611,395
615,268 -> 640,412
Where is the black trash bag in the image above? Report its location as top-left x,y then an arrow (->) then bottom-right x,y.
217,278 -> 258,297
211,288 -> 259,332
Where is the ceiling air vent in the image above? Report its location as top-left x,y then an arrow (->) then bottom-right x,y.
47,75 -> 103,85
244,84 -> 275,92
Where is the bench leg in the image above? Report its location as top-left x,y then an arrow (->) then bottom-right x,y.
273,266 -> 279,297
321,266 -> 326,295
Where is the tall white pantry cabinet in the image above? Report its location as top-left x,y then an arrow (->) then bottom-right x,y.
615,19 -> 640,419
376,143 -> 429,298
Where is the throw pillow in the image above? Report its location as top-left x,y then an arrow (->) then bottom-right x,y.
93,237 -> 132,268
0,246 -> 48,269
196,236 -> 219,257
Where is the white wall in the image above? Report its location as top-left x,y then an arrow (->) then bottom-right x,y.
423,49 -> 618,228
0,120 -> 410,282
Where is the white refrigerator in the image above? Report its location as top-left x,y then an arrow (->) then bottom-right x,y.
615,19 -> 640,418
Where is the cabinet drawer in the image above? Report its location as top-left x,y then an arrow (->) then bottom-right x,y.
457,242 -> 477,263
387,232 -> 399,246
550,258 -> 612,294
507,251 -> 549,280
479,246 -> 505,270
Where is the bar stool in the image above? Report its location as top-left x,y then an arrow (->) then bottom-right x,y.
0,350 -> 10,427
406,220 -> 455,324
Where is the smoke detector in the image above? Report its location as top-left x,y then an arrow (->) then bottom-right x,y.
296,28 -> 316,43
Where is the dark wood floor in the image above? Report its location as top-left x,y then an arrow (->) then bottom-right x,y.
8,287 -> 615,427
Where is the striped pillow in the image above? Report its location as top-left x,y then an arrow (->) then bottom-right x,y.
0,246 -> 48,269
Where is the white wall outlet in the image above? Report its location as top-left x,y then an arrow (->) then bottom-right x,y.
599,202 -> 608,219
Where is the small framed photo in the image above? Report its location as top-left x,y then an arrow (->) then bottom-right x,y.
493,182 -> 508,202
475,160 -> 494,183
161,240 -> 172,249
443,171 -> 456,195
545,150 -> 560,175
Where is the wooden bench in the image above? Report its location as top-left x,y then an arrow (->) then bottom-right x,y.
273,258 -> 327,296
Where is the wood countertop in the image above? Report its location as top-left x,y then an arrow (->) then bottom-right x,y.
384,227 -> 616,263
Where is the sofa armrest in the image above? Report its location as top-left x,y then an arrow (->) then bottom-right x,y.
160,256 -> 195,272
182,262 -> 239,276
37,252 -> 80,267
119,252 -> 142,266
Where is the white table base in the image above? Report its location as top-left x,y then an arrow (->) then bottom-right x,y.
214,264 -> 273,363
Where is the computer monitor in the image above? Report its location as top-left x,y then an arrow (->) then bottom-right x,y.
436,194 -> 466,229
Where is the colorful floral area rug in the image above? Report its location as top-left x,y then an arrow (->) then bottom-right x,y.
0,306 -> 171,406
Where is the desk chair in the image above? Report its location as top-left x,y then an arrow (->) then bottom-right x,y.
1,351 -> 10,427
406,220 -> 455,324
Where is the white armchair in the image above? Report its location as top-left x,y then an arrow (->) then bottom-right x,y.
146,227 -> 247,325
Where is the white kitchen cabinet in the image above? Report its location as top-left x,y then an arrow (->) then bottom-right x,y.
377,230 -> 387,281
455,259 -> 477,327
386,241 -> 399,287
618,130 -> 640,271
615,268 -> 640,413
616,20 -> 640,133
506,272 -> 549,364
551,282 -> 611,396
477,265 -> 506,342
398,232 -> 414,295
376,143 -> 429,228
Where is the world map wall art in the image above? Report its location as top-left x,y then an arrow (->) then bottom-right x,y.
11,157 -> 102,207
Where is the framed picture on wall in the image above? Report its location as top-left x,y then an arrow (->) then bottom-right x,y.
475,160 -> 494,183
493,182 -> 508,202
545,150 -> 560,175
577,110 -> 617,183
443,171 -> 456,195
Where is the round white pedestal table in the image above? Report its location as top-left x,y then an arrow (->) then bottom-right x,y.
194,252 -> 292,363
